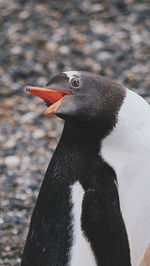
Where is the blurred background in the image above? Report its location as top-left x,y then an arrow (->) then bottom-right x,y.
0,0 -> 150,265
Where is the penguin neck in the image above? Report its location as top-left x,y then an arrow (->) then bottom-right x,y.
60,121 -> 100,153
45,121 -> 101,187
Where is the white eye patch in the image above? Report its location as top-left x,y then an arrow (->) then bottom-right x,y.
63,71 -> 80,82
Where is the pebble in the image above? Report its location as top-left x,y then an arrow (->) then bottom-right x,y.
10,46 -> 23,55
21,112 -> 36,123
59,45 -> 70,55
32,129 -> 46,139
5,156 -> 21,167
3,139 -> 17,149
0,218 -> 4,224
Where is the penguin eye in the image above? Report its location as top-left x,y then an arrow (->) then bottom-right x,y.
70,78 -> 79,88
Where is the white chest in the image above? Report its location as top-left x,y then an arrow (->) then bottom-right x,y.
101,89 -> 150,266
101,140 -> 150,266
69,182 -> 97,266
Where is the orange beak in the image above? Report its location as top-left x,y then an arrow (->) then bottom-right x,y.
26,86 -> 71,115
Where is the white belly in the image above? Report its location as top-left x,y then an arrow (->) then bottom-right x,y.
101,144 -> 150,266
117,171 -> 150,266
69,182 -> 97,266
101,89 -> 150,265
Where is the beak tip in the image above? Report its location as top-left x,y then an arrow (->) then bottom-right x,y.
25,86 -> 30,92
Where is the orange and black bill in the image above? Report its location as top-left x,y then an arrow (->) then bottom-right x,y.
26,86 -> 71,115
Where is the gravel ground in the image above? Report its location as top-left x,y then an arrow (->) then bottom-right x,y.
0,0 -> 150,265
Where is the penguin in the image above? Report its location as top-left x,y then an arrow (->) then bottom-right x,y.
22,71 -> 150,266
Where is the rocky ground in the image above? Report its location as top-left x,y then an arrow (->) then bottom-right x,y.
0,0 -> 150,265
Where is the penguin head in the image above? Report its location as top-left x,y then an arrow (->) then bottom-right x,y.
26,71 -> 126,135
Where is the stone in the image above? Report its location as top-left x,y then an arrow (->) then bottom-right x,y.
32,129 -> 46,139
5,156 -> 21,168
